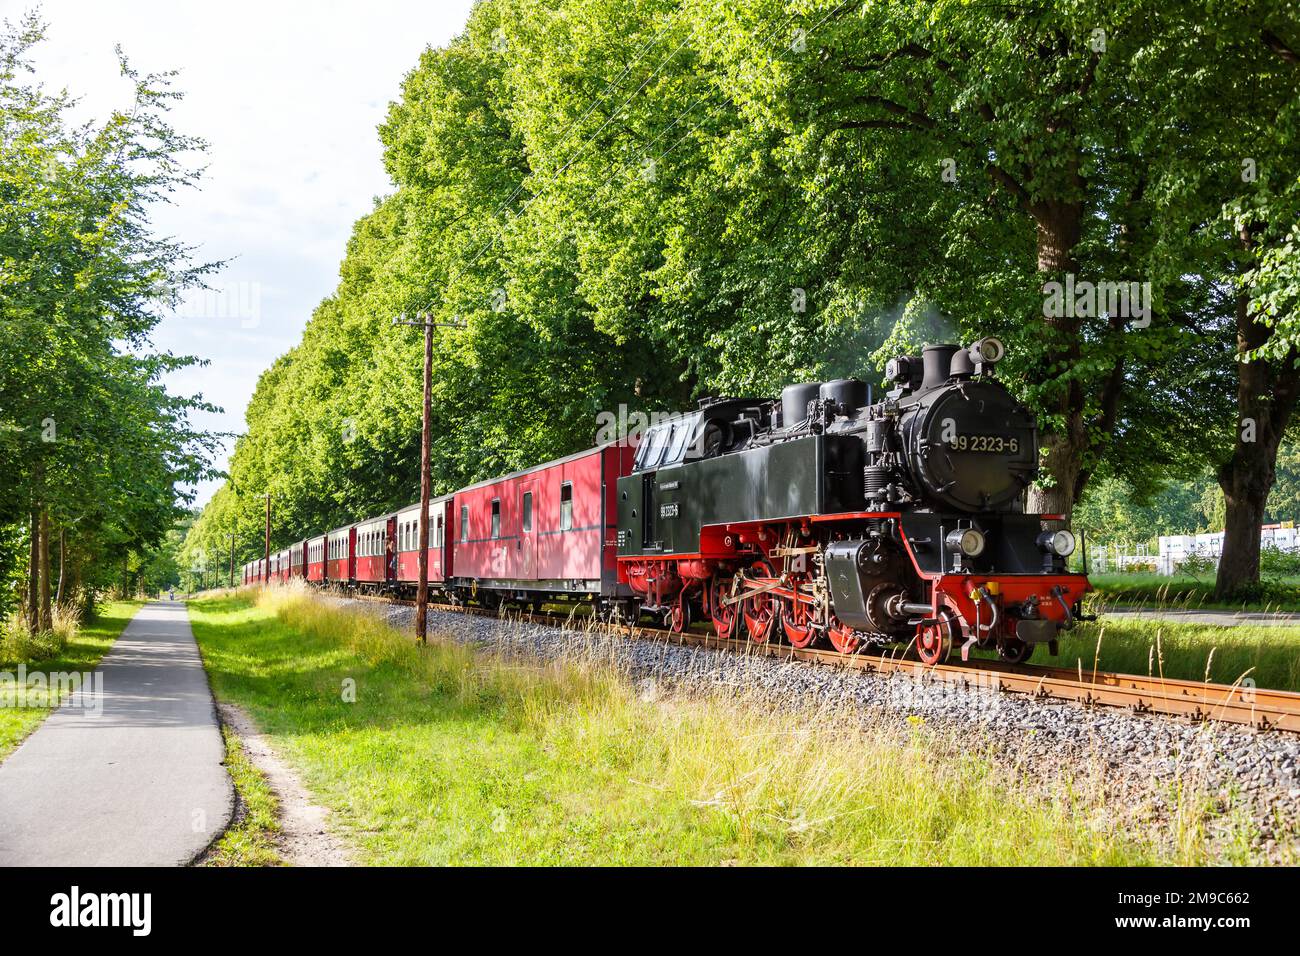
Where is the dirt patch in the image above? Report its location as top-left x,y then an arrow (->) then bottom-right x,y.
218,702 -> 352,866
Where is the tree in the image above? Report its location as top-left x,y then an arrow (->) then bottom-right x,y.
0,14 -> 218,621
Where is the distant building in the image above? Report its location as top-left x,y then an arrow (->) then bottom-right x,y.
1157,522 -> 1299,575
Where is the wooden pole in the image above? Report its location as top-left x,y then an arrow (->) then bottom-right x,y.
416,318 -> 432,644
263,493 -> 272,585
229,534 -> 236,589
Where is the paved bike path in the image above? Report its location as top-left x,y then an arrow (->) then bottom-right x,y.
0,601 -> 233,866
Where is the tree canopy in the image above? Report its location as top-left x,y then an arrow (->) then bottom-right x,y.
180,0 -> 1297,598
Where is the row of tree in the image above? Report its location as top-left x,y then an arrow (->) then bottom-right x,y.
184,0 -> 1298,600
0,16 -> 216,625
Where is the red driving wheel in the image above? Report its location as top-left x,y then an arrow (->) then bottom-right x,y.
742,560 -> 778,644
781,581 -> 816,648
709,575 -> 736,640
826,616 -> 861,654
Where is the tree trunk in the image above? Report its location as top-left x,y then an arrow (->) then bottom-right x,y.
55,528 -> 66,605
1216,452 -> 1274,598
1025,199 -> 1087,519
1214,259 -> 1300,599
37,507 -> 52,632
25,509 -> 39,634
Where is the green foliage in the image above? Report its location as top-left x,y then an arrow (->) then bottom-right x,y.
184,0 -> 1298,569
0,14 -> 218,609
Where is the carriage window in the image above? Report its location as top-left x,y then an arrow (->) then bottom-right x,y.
522,492 -> 533,532
460,505 -> 469,543
436,515 -> 443,547
491,499 -> 500,539
560,483 -> 573,531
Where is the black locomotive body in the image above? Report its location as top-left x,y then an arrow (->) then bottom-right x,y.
616,339 -> 1091,664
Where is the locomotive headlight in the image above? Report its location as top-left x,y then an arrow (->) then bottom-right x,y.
1037,530 -> 1076,557
946,528 -> 986,558
970,337 -> 1005,364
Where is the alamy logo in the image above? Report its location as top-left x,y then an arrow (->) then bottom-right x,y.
1042,273 -> 1152,327
49,886 -> 151,936
0,665 -> 102,716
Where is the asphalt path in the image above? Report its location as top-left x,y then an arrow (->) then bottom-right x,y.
0,600 -> 233,866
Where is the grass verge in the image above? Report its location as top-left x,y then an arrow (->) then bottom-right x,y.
0,600 -> 143,761
1056,618 -> 1300,692
1087,572 -> 1300,612
200,723 -> 283,867
188,587 -> 1227,866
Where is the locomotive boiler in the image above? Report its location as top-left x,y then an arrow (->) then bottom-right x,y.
616,338 -> 1090,664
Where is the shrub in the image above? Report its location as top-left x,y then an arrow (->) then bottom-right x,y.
1176,553 -> 1217,580
1259,545 -> 1300,579
0,603 -> 79,663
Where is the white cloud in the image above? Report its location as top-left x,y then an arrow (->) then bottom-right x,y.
4,0 -> 477,505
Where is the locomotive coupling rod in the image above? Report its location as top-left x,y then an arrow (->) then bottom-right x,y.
722,579 -> 783,607
770,544 -> 820,557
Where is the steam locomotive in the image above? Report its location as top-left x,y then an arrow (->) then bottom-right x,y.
617,338 -> 1090,664
247,337 -> 1089,666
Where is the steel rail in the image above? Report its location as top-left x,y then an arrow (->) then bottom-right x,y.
342,591 -> 1300,733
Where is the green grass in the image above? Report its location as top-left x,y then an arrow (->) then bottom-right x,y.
1087,572 -> 1300,612
0,600 -> 142,760
1055,617 -> 1300,693
186,588 -> 1242,866
201,725 -> 284,867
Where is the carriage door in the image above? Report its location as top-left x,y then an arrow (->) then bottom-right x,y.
385,516 -> 398,582
519,479 -> 538,579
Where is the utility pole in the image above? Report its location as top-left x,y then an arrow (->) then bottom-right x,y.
228,533 -> 236,590
393,311 -> 462,644
263,493 -> 272,586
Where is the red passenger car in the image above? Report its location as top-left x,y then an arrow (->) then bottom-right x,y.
354,514 -> 395,589
305,535 -> 326,583
450,444 -> 634,606
325,524 -> 355,584
393,496 -> 452,592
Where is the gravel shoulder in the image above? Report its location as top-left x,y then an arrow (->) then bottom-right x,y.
348,597 -> 1300,864
218,702 -> 351,866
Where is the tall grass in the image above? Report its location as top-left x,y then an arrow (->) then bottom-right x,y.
1057,618 -> 1300,692
0,603 -> 82,663
185,586 -> 1269,865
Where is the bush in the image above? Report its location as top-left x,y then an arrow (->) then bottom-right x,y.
1177,553 -> 1216,580
0,603 -> 80,663
1259,545 -> 1300,579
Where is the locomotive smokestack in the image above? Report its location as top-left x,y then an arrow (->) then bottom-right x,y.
921,344 -> 959,391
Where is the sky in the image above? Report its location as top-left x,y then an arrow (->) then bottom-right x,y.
3,0 -> 478,507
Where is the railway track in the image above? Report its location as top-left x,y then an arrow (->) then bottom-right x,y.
349,591 -> 1300,734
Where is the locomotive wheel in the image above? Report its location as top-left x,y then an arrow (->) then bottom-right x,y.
667,593 -> 691,633
915,613 -> 955,666
742,560 -> 778,644
780,587 -> 816,649
826,616 -> 861,654
997,637 -> 1034,664
709,575 -> 737,640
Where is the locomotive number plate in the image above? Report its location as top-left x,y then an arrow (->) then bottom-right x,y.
948,433 -> 1020,453
659,502 -> 679,518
